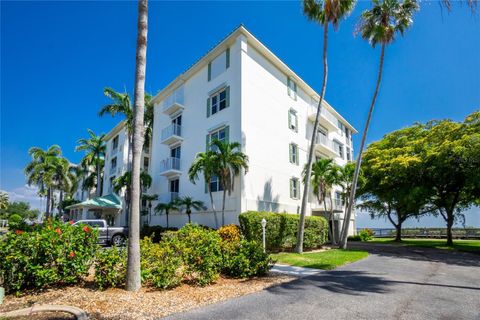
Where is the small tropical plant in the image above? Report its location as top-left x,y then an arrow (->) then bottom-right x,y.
154,200 -> 179,229
176,196 -> 206,224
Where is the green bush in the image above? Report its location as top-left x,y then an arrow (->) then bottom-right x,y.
7,213 -> 24,230
221,239 -> 273,278
359,228 -> 374,241
218,224 -> 242,242
239,211 -> 328,251
0,219 -> 98,295
141,225 -> 178,243
176,224 -> 222,286
94,246 -> 127,290
141,236 -> 183,289
348,235 -> 362,241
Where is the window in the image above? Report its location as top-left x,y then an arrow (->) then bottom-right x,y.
208,48 -> 230,81
144,138 -> 150,153
334,141 -> 344,159
206,126 -> 229,150
210,175 -> 224,192
290,178 -> 300,199
112,135 -> 119,150
207,87 -> 230,117
172,114 -> 182,126
345,127 -> 350,141
288,109 -> 298,132
287,77 -> 297,100
170,145 -> 181,159
335,191 -> 344,207
143,157 -> 149,170
346,147 -> 351,161
338,120 -> 345,136
289,143 -> 299,165
111,157 -> 117,169
109,176 -> 116,193
169,179 -> 179,193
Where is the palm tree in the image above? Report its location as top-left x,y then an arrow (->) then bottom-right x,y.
0,191 -> 9,211
188,150 -> 220,228
114,170 -> 151,225
49,157 -> 75,217
142,194 -> 158,225
154,201 -> 178,228
297,0 -> 356,254
125,0 -> 148,292
210,139 -> 249,227
304,158 -> 338,244
24,145 -> 62,217
176,196 -> 207,224
75,129 -> 106,197
340,0 -> 419,249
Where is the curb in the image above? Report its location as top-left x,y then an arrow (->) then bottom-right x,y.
0,304 -> 88,319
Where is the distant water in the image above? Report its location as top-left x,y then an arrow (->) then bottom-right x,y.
356,206 -> 480,229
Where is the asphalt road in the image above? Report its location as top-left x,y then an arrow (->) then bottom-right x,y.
163,243 -> 480,320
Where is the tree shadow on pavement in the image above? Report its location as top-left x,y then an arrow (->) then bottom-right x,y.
347,242 -> 480,268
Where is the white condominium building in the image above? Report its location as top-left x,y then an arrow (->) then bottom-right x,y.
147,25 -> 357,236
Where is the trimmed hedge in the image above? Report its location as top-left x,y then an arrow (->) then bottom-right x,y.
239,211 -> 328,252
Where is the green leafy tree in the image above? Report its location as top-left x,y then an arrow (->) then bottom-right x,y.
176,196 -> 207,224
297,0 -> 357,254
75,129 -> 106,197
188,150 -> 221,228
210,140 -> 249,227
114,170 -> 152,225
0,192 -> 8,212
141,194 -> 158,225
24,145 -> 62,217
341,0 -> 419,249
154,201 -> 178,229
0,201 -> 39,221
421,112 -> 480,245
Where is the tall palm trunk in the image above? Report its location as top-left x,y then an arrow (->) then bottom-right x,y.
322,193 -> 334,245
187,210 -> 191,224
96,155 -> 102,197
296,23 -> 329,254
166,210 -> 169,228
329,192 -> 336,245
45,187 -> 52,218
126,0 -> 148,292
208,184 -> 219,229
221,188 -> 227,227
340,43 -> 386,249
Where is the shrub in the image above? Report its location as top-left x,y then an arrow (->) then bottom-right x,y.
0,219 -> 98,295
94,246 -> 127,290
218,224 -> 242,242
141,236 -> 183,289
141,225 -> 178,243
239,211 -> 328,251
359,228 -> 374,241
348,235 -> 362,241
7,214 -> 24,230
221,239 -> 273,278
176,224 -> 222,286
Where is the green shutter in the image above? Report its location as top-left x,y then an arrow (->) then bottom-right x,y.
225,86 -> 230,108
288,111 -> 292,129
290,179 -> 294,198
224,126 -> 230,143
208,62 -> 212,81
295,145 -> 299,165
206,134 -> 210,151
206,97 -> 211,118
293,82 -> 297,100
226,48 -> 230,69
287,77 -> 291,96
289,144 -> 293,163
295,113 -> 298,132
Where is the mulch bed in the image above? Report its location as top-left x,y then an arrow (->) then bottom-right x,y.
0,274 -> 293,319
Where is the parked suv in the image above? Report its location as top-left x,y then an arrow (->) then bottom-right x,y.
73,219 -> 128,246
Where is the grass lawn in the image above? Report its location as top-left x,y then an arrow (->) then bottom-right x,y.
370,238 -> 480,253
271,249 -> 369,270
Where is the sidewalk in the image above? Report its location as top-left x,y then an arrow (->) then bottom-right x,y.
270,264 -> 323,277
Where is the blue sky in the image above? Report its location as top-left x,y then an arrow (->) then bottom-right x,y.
1,1 -> 479,227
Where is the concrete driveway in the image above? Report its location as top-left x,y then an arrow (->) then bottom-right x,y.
163,243 -> 480,320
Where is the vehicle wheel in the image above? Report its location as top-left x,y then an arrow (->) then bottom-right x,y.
111,234 -> 125,246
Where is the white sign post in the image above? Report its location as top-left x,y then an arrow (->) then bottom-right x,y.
261,218 -> 267,253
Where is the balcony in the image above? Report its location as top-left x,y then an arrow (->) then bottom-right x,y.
161,86 -> 184,115
315,134 -> 339,158
161,124 -> 183,145
159,157 -> 181,177
308,105 -> 339,132
159,192 -> 179,204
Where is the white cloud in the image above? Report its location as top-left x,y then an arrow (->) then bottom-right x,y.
1,185 -> 44,211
